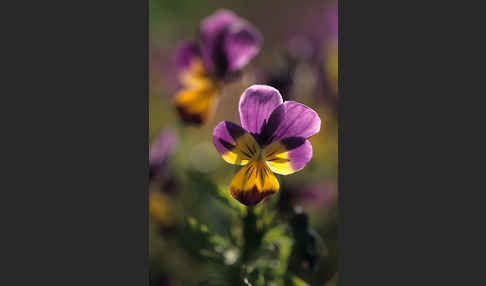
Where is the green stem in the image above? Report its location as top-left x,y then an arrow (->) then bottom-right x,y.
229,207 -> 264,285
241,207 -> 259,263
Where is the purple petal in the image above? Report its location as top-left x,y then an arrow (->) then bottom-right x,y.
213,121 -> 259,165
200,9 -> 239,74
264,137 -> 313,175
213,121 -> 245,154
224,20 -> 262,72
200,9 -> 261,76
284,137 -> 313,172
239,85 -> 283,135
150,130 -> 178,164
298,181 -> 337,209
174,40 -> 200,75
264,101 -> 321,144
150,129 -> 178,180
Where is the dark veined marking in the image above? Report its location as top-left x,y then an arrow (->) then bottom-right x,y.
259,166 -> 265,182
248,143 -> 257,156
230,186 -> 276,206
219,139 -> 236,151
280,137 -> 306,150
224,121 -> 247,140
266,158 -> 289,163
240,150 -> 252,158
265,151 -> 277,158
219,138 -> 253,159
244,164 -> 252,175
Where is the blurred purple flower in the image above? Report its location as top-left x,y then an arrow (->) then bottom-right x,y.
260,5 -> 338,103
278,181 -> 337,212
173,9 -> 263,125
149,129 -> 178,183
280,5 -> 338,105
298,181 -> 337,209
213,85 -> 321,205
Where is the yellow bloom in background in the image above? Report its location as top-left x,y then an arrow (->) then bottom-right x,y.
149,191 -> 173,228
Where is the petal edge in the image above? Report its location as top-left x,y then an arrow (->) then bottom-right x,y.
239,85 -> 283,135
264,137 -> 313,175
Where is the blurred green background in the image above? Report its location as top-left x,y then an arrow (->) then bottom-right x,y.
149,0 -> 338,285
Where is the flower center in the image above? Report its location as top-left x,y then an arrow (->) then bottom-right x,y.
256,148 -> 264,161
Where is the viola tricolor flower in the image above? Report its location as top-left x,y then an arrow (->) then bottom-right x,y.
213,85 -> 321,205
174,9 -> 262,125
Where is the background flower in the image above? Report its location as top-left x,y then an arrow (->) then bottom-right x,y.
149,129 -> 178,183
171,9 -> 262,125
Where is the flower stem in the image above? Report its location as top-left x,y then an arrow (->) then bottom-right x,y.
241,207 -> 262,264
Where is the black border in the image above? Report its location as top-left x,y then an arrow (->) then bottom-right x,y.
3,0 -> 149,285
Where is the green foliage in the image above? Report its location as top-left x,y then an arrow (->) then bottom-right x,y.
179,216 -> 233,265
186,170 -> 245,215
285,275 -> 310,286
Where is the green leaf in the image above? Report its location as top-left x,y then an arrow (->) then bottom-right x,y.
178,216 -> 234,265
186,170 -> 244,214
262,225 -> 294,276
286,275 -> 310,286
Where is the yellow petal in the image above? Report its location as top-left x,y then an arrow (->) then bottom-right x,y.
263,137 -> 312,175
149,192 -> 173,227
221,132 -> 260,165
229,160 -> 279,205
175,58 -> 220,124
175,85 -> 219,124
180,59 -> 211,88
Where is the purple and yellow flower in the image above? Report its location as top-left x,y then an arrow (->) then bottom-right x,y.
174,9 -> 262,125
213,85 -> 321,205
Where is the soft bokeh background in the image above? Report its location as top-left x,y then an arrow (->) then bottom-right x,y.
150,0 -> 338,285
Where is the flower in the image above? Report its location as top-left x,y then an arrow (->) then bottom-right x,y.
149,129 -> 178,182
174,9 -> 262,125
213,85 -> 321,205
